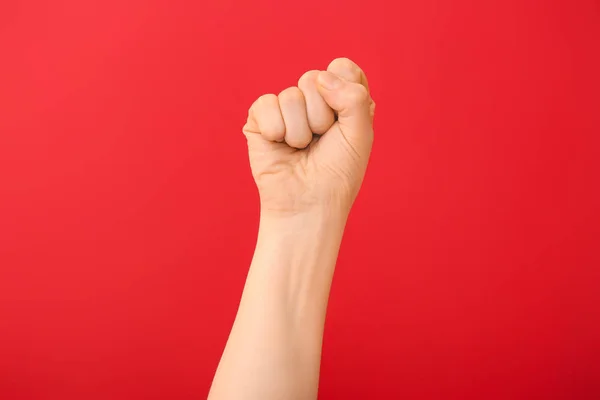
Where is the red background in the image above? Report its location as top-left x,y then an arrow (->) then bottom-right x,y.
1,0 -> 599,399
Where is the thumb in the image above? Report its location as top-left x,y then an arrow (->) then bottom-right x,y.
316,70 -> 374,142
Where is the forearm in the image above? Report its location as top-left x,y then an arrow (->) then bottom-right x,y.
208,208 -> 348,400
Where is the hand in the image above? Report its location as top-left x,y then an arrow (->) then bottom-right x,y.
243,58 -> 375,216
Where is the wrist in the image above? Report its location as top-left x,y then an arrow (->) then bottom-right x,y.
259,202 -> 350,227
257,208 -> 348,250
257,207 -> 348,256
247,206 -> 348,321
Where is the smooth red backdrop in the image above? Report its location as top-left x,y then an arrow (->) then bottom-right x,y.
1,0 -> 599,399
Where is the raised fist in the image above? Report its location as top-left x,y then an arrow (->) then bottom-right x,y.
243,58 -> 375,216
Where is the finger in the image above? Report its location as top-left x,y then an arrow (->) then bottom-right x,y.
298,70 -> 335,135
316,71 -> 373,145
327,58 -> 375,120
278,87 -> 313,149
327,57 -> 370,93
247,94 -> 285,142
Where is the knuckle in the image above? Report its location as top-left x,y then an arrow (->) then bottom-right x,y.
261,116 -> 285,139
311,119 -> 332,134
263,128 -> 283,141
286,136 -> 311,149
254,93 -> 276,109
298,70 -> 319,88
278,86 -> 301,100
308,110 -> 335,133
328,57 -> 361,81
329,57 -> 356,71
348,83 -> 370,105
257,93 -> 276,103
278,86 -> 303,103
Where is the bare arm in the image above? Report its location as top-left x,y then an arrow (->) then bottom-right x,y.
208,209 -> 347,399
208,57 -> 374,400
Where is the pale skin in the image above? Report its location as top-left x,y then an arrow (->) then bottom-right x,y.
208,58 -> 375,400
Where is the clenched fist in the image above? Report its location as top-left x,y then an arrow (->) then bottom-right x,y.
243,58 -> 375,216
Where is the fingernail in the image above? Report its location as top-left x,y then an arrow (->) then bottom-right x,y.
317,71 -> 341,90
